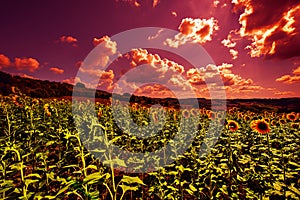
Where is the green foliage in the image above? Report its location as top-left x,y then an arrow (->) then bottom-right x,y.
0,93 -> 299,199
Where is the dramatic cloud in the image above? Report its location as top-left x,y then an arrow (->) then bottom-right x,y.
232,0 -> 300,59
0,54 -> 11,69
59,35 -> 78,47
97,69 -> 115,91
74,36 -> 119,90
49,67 -> 64,74
276,66 -> 300,84
14,57 -> 40,72
165,17 -> 219,47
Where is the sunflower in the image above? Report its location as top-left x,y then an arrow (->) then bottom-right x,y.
182,109 -> 190,118
244,115 -> 250,121
250,119 -> 271,134
291,123 -> 299,129
271,120 -> 277,126
152,111 -> 158,123
209,112 -> 216,120
279,119 -> 286,125
287,113 -> 297,121
227,120 -> 239,132
191,108 -> 199,117
238,113 -> 243,119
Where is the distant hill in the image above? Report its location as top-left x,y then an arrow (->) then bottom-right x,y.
1,70 -> 300,113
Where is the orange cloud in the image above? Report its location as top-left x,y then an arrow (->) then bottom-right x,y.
59,35 -> 78,47
116,0 -> 160,7
133,84 -> 176,98
232,0 -> 300,59
229,49 -> 238,60
152,0 -> 159,7
62,77 -> 82,85
14,57 -> 40,72
0,54 -> 11,69
49,67 -> 64,74
165,17 -> 219,47
293,66 -> 300,75
221,34 -> 237,48
276,66 -> 300,84
171,11 -> 177,17
129,48 -> 185,74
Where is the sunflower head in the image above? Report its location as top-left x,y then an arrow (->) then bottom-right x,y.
182,109 -> 190,118
209,112 -> 216,120
279,119 -> 286,125
227,120 -> 239,132
287,113 -> 297,121
250,119 -> 270,134
291,123 -> 299,129
190,108 -> 199,117
244,115 -> 250,121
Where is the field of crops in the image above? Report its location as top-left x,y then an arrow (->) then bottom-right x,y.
0,92 -> 299,200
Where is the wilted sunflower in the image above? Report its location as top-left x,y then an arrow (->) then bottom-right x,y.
250,119 -> 270,134
227,120 -> 239,132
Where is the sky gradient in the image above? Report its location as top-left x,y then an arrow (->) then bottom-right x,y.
0,0 -> 300,99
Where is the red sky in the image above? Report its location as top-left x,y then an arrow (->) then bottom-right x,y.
0,0 -> 300,99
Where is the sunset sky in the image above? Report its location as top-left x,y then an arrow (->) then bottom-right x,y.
0,0 -> 300,99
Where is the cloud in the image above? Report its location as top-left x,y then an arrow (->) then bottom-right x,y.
129,48 -> 185,74
115,0 -> 160,7
276,66 -> 300,84
59,35 -> 78,47
80,36 -> 117,79
213,0 -> 220,7
171,11 -> 177,17
275,91 -> 295,96
232,0 -> 300,59
0,54 -> 40,72
62,76 -> 82,85
152,0 -> 160,7
164,17 -> 219,48
97,69 -> 115,91
221,34 -> 237,48
0,54 -> 11,69
14,57 -> 40,72
49,67 -> 64,74
229,49 -> 239,60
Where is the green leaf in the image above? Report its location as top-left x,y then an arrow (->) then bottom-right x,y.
55,181 -> 75,197
121,175 -> 145,185
83,172 -> 109,185
25,173 -> 41,179
288,161 -> 300,168
288,184 -> 300,196
103,158 -> 127,167
119,185 -> 139,193
189,184 -> 197,192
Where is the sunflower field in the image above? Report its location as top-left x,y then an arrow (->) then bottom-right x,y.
0,92 -> 299,200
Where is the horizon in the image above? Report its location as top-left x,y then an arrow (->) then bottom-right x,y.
0,1 -> 300,99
